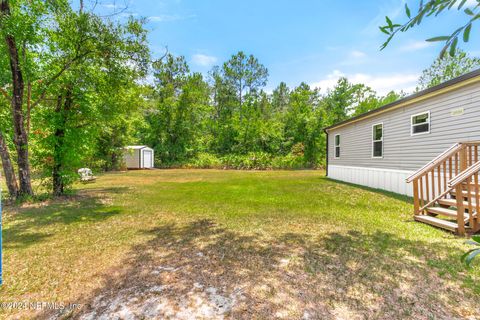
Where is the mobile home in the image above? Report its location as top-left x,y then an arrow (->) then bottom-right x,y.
324,69 -> 480,234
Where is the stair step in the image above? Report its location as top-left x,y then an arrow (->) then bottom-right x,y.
450,190 -> 479,198
427,206 -> 460,218
437,198 -> 476,208
414,215 -> 458,232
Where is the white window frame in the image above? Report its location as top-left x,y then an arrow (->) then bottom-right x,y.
334,134 -> 340,159
372,122 -> 384,159
411,111 -> 430,136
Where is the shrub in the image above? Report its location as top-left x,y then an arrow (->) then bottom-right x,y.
187,153 -> 222,169
156,152 -> 321,170
221,152 -> 273,170
271,153 -> 305,169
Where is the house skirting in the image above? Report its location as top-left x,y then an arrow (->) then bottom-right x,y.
327,165 -> 414,197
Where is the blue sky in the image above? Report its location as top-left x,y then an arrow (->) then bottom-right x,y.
97,0 -> 480,95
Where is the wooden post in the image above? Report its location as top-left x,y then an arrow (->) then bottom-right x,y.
460,146 -> 468,172
413,179 -> 420,215
466,179 -> 473,227
474,172 -> 480,232
419,176 -> 424,209
456,184 -> 466,236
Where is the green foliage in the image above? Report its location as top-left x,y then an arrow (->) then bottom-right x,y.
157,151 -> 310,170
187,152 -> 223,169
417,49 -> 480,90
380,0 -> 480,57
134,53 -> 401,171
144,54 -> 211,164
9,2 -> 149,194
462,235 -> 480,266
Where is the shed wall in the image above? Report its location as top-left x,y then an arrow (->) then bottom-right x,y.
124,149 -> 140,169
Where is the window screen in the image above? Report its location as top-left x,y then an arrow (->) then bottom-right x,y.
372,124 -> 383,158
334,134 -> 340,158
411,112 -> 430,135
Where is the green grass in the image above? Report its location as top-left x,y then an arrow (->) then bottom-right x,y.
1,169 -> 480,319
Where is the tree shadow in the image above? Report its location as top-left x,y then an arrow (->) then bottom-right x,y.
43,219 -> 479,320
3,187 -> 127,249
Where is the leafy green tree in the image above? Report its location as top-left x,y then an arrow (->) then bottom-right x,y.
353,90 -> 403,116
283,83 -> 324,165
222,51 -> 268,107
0,49 -> 18,197
208,52 -> 269,155
0,0 -> 51,197
0,100 -> 17,197
95,85 -> 148,171
323,78 -> 362,125
30,8 -> 149,195
208,65 -> 239,154
417,49 -> 480,90
144,54 -> 210,164
271,82 -> 290,114
380,0 -> 479,57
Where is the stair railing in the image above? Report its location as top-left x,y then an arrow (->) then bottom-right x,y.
448,160 -> 480,235
406,142 -> 480,216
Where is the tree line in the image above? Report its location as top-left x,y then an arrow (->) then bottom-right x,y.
1,0 -> 479,200
141,51 -> 404,171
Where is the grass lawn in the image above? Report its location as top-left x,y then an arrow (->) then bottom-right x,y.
1,169 -> 480,319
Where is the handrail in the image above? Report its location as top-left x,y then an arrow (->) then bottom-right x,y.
406,142 -> 463,183
463,141 -> 480,146
448,161 -> 480,187
419,187 -> 454,212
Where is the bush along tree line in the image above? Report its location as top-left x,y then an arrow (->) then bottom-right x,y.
1,0 -> 480,200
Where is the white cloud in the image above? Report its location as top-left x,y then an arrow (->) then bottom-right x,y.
310,70 -> 419,95
350,50 -> 367,58
149,14 -> 196,22
400,40 -> 432,52
191,54 -> 218,67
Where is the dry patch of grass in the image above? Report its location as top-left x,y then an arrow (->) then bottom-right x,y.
1,169 -> 479,319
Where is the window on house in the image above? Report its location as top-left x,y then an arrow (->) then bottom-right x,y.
372,123 -> 383,158
334,134 -> 340,158
411,111 -> 430,135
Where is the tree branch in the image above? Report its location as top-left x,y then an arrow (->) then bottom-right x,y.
30,50 -> 92,109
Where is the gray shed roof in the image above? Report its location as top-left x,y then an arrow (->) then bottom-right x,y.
124,145 -> 153,150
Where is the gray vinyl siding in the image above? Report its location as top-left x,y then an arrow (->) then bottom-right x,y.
327,81 -> 480,172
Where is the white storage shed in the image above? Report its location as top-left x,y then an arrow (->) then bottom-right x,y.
123,146 -> 155,169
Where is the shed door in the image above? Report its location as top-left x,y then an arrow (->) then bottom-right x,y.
143,150 -> 152,168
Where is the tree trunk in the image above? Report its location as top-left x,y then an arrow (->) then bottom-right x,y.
52,88 -> 72,196
0,131 -> 18,198
52,94 -> 64,196
1,0 -> 34,197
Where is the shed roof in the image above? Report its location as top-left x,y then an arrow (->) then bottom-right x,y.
124,145 -> 153,150
324,68 -> 480,132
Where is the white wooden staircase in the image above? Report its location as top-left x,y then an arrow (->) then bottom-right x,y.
406,142 -> 480,236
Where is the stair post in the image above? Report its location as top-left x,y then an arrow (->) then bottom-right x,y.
413,179 -> 420,215
456,184 -> 466,236
457,146 -> 469,235
460,145 -> 468,172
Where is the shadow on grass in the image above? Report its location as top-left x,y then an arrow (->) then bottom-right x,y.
3,187 -> 127,249
46,219 -> 479,320
326,177 -> 413,203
